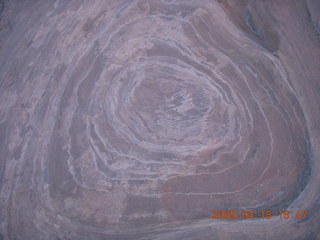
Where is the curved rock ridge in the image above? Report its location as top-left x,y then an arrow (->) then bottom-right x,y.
0,0 -> 319,239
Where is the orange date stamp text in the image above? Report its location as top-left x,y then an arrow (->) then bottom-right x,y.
211,210 -> 308,220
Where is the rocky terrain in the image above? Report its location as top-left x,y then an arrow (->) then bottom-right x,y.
0,0 -> 319,239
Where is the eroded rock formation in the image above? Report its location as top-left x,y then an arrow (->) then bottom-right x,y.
0,0 -> 319,239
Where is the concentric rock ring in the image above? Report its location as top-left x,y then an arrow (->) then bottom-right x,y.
0,0 -> 319,239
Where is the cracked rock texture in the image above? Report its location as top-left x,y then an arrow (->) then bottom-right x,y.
0,0 -> 319,239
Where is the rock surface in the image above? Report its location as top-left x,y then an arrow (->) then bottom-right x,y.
0,0 -> 319,239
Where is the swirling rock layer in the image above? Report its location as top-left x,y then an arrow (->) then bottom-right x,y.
0,0 -> 319,239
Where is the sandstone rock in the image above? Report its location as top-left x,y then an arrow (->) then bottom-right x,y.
0,0 -> 319,239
